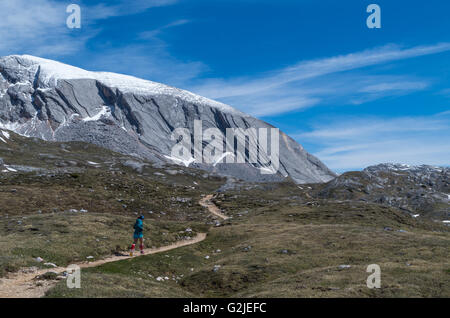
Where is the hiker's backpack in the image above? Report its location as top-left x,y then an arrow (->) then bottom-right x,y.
134,219 -> 143,232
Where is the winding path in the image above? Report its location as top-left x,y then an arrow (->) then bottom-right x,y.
199,194 -> 230,220
0,194 -> 224,298
0,233 -> 206,298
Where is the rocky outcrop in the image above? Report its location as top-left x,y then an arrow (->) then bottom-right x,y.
318,163 -> 450,219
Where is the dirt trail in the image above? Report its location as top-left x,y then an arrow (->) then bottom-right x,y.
0,233 -> 206,298
0,194 -> 222,298
199,194 -> 230,220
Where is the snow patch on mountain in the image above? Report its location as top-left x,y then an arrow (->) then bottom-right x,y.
0,114 -> 45,138
0,121 -> 23,133
2,130 -> 10,139
82,106 -> 111,122
212,152 -> 235,167
164,155 -> 196,168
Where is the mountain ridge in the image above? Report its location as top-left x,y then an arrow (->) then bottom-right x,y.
0,54 -> 336,184
317,162 -> 449,220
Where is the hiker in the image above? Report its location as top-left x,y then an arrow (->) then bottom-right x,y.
130,215 -> 145,256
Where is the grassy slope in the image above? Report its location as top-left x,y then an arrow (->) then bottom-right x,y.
0,132 -> 220,276
47,185 -> 449,298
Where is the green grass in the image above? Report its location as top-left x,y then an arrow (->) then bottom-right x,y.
0,212 -> 208,277
45,200 -> 449,298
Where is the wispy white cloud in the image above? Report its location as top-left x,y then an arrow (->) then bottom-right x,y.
359,81 -> 429,93
85,0 -> 178,21
84,44 -> 207,88
295,112 -> 450,171
0,0 -> 78,56
190,43 -> 450,116
220,94 -> 320,117
138,19 -> 191,40
348,79 -> 430,105
0,0 -> 179,57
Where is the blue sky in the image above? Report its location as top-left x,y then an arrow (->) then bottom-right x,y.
1,0 -> 449,172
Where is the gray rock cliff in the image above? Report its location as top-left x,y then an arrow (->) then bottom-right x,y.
0,55 -> 336,183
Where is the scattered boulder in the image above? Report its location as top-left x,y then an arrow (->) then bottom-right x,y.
44,262 -> 58,268
338,265 -> 351,269
174,197 -> 192,203
36,271 -> 58,280
21,267 -> 38,274
165,169 -> 183,175
278,249 -> 296,255
123,160 -> 147,173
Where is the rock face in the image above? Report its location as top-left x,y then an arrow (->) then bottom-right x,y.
318,163 -> 450,219
0,55 -> 336,183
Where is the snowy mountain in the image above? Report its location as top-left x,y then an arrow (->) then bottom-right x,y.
0,55 -> 336,183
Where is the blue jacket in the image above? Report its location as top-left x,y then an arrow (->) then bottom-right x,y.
134,218 -> 143,234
